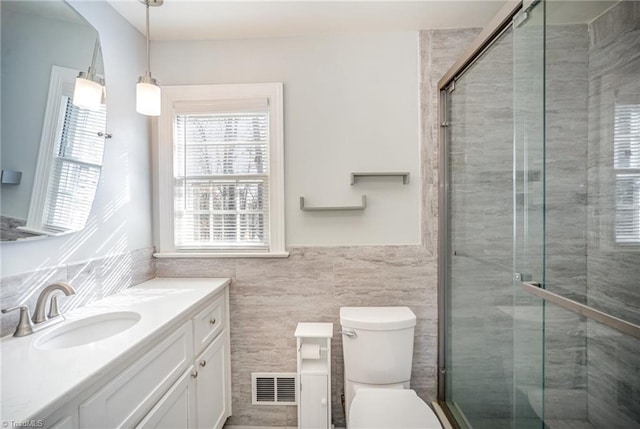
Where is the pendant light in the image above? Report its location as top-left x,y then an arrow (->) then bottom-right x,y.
73,39 -> 104,111
136,0 -> 163,116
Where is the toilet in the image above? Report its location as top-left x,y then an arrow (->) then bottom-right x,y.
340,307 -> 442,429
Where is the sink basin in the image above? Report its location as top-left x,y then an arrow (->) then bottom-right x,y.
35,311 -> 141,350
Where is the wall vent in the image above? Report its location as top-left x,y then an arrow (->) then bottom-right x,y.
251,372 -> 297,405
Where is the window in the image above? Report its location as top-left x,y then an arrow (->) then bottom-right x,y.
614,99 -> 640,245
24,66 -> 106,235
44,96 -> 106,231
156,83 -> 286,257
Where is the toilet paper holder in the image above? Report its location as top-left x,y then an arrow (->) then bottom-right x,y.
298,344 -> 328,353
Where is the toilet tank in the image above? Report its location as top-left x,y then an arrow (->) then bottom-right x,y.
340,307 -> 416,385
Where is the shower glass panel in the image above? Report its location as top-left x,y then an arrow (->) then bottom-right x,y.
445,25 -> 516,429
538,1 -> 640,428
512,1 -> 545,428
443,1 -> 640,428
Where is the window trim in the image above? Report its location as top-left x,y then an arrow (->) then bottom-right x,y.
154,83 -> 287,257
613,97 -> 640,246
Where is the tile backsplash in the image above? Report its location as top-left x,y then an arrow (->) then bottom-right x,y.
0,247 -> 155,337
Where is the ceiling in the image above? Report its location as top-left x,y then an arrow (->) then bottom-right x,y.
106,0 -> 618,42
106,0 -> 508,41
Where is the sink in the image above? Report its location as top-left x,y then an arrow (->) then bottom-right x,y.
35,311 -> 141,350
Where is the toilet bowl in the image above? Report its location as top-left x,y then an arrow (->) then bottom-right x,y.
349,389 -> 442,429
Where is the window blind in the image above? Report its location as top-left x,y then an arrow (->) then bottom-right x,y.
174,107 -> 270,250
614,101 -> 640,244
43,96 -> 106,232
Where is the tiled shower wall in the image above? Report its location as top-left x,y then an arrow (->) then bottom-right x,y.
543,23 -> 590,422
585,2 -> 640,427
157,246 -> 436,428
0,247 -> 155,338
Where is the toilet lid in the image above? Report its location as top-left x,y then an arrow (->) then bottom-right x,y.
349,389 -> 442,429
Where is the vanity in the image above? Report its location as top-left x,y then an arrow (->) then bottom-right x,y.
0,278 -> 231,429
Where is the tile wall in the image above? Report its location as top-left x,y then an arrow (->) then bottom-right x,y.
157,246 -> 436,428
585,2 -> 640,427
0,247 -> 155,338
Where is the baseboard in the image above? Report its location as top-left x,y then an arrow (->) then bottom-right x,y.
224,426 -> 297,429
225,426 -> 345,429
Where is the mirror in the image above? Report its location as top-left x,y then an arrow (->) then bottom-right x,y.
1,0 -> 107,241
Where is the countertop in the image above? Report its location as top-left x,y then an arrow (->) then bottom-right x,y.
0,277 -> 230,423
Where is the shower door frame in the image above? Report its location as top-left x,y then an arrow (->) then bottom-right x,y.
436,0 -> 524,425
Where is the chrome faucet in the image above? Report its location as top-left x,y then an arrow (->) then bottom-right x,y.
1,282 -> 76,337
33,282 -> 76,324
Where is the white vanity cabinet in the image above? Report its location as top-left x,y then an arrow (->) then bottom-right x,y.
32,279 -> 232,429
137,292 -> 231,429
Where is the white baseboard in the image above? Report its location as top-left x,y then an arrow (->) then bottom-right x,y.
224,426 -> 297,429
225,426 -> 345,429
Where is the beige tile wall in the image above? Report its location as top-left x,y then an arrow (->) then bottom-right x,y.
157,245 -> 436,427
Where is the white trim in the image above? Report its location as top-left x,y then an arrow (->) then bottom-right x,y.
224,426 -> 299,429
154,251 -> 289,259
156,83 -> 286,255
15,226 -> 65,237
224,427 -> 343,429
26,65 -> 77,230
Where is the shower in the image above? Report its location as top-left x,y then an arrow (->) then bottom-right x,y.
437,1 -> 640,428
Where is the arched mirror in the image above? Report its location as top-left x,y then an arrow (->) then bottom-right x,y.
1,0 -> 107,241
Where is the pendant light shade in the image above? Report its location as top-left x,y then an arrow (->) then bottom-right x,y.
137,74 -> 161,116
73,73 -> 103,110
136,0 -> 162,116
73,39 -> 104,111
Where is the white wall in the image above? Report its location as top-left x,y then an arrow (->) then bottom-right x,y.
0,1 -> 153,276
152,32 -> 421,246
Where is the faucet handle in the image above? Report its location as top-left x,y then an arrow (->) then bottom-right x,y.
1,306 -> 34,337
48,295 -> 60,319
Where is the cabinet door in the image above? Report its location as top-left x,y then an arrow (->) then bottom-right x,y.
44,403 -> 78,429
299,374 -> 328,429
136,368 -> 197,429
79,322 -> 193,428
195,332 -> 230,429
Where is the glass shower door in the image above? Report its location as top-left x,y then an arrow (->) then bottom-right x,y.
512,1 -> 545,428
444,24 -> 516,429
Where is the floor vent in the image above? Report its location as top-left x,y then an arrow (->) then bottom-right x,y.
252,372 -> 297,405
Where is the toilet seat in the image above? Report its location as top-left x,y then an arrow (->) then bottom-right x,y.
349,389 -> 442,429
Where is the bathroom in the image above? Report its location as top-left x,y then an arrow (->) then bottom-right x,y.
0,0 -> 638,428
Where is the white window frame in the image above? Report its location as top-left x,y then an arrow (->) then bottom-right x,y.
154,83 -> 287,258
613,98 -> 640,246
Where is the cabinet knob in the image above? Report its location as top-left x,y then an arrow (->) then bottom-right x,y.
209,318 -> 216,325
191,370 -> 198,379
200,360 -> 207,367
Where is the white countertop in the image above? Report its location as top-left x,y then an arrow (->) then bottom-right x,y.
0,277 -> 230,423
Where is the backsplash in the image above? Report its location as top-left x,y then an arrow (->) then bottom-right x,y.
156,245 -> 436,428
0,247 -> 155,337
0,215 -> 38,242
